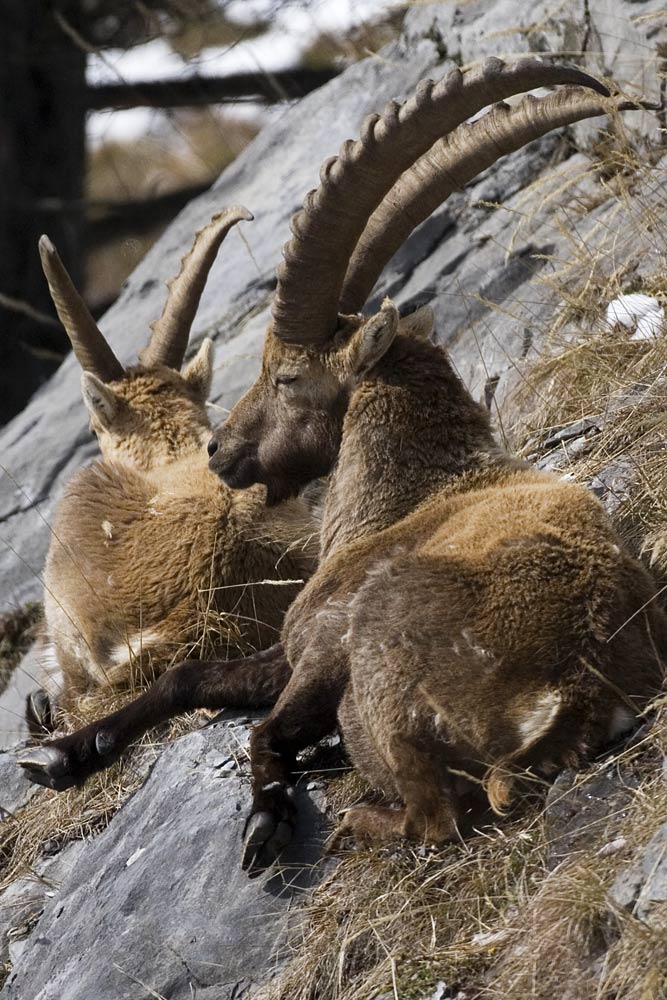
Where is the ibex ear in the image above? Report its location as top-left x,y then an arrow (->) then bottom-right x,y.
81,372 -> 121,428
183,338 -> 214,399
399,305 -> 434,340
347,299 -> 399,378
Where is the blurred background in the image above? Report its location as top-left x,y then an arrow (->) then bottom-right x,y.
0,0 -> 404,427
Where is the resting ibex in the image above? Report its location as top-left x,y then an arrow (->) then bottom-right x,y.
21,60 -> 665,871
25,210 -> 315,733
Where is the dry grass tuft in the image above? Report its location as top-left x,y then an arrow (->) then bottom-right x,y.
259,786 -> 545,999
260,708 -> 667,1000
512,269 -> 667,572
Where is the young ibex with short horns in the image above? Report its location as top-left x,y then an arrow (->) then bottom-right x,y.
24,209 -> 315,735
21,60 -> 665,871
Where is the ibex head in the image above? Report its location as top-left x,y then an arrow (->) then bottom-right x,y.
209,59 -> 629,501
40,207 -> 251,469
209,302 -> 435,503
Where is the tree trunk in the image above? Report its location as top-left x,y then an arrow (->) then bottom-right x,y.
0,0 -> 85,426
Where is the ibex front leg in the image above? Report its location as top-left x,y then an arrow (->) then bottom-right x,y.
242,670 -> 340,875
17,644 -> 289,791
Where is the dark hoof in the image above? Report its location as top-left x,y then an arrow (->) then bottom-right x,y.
16,746 -> 77,792
95,730 -> 116,756
241,784 -> 296,875
26,688 -> 55,735
16,725 -> 118,792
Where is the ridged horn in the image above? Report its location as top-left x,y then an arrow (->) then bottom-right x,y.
271,57 -> 611,346
340,88 -> 643,313
39,236 -> 124,382
140,205 -> 253,370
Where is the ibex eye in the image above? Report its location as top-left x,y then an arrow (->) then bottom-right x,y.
275,374 -> 298,387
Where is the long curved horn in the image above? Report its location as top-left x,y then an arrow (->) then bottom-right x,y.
39,236 -> 125,382
140,206 -> 253,370
271,58 -> 611,346
339,88 -> 641,313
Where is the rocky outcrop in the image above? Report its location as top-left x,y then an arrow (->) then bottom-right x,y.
2,1 -> 666,615
610,821 -> 667,921
1,712 -> 329,999
2,1 -> 667,997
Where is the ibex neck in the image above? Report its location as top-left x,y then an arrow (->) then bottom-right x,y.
319,335 -> 505,559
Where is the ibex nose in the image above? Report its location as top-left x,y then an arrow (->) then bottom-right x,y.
207,437 -> 219,458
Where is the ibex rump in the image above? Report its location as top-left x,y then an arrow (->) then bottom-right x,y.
21,60 -> 665,870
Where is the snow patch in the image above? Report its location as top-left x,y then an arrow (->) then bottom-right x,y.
606,293 -> 665,341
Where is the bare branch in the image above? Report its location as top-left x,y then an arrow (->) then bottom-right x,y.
86,68 -> 339,110
0,291 -> 60,329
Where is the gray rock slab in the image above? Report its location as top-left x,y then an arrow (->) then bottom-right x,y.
544,765 -> 638,870
0,748 -> 37,819
610,821 -> 667,922
403,0 -> 667,134
0,640 -> 50,750
1,712 -> 329,1000
0,840 -> 86,968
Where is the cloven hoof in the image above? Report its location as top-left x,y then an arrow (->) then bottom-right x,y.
16,746 -> 77,792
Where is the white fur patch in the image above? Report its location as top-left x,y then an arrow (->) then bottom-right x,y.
39,641 -> 60,674
102,520 -> 113,540
39,642 -> 64,695
461,628 -> 491,660
607,705 -> 635,741
109,629 -> 162,665
315,597 -> 350,633
518,691 -> 562,751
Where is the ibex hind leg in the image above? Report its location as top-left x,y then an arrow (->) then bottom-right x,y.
331,733 -> 460,851
341,657 -> 462,847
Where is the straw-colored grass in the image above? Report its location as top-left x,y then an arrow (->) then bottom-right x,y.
257,707 -> 667,1000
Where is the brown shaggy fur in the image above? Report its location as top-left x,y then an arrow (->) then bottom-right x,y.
38,342 -> 316,719
207,304 -> 665,870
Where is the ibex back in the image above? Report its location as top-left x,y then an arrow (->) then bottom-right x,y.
25,212 -> 316,735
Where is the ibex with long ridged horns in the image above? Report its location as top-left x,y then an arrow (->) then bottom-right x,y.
24,210 -> 316,734
21,60 -> 665,871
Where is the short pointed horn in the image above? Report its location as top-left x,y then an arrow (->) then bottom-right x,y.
271,58 -> 611,346
340,89 -> 645,313
140,206 -> 253,370
39,236 -> 124,382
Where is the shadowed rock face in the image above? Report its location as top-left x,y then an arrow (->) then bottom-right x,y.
2,1 -> 667,996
